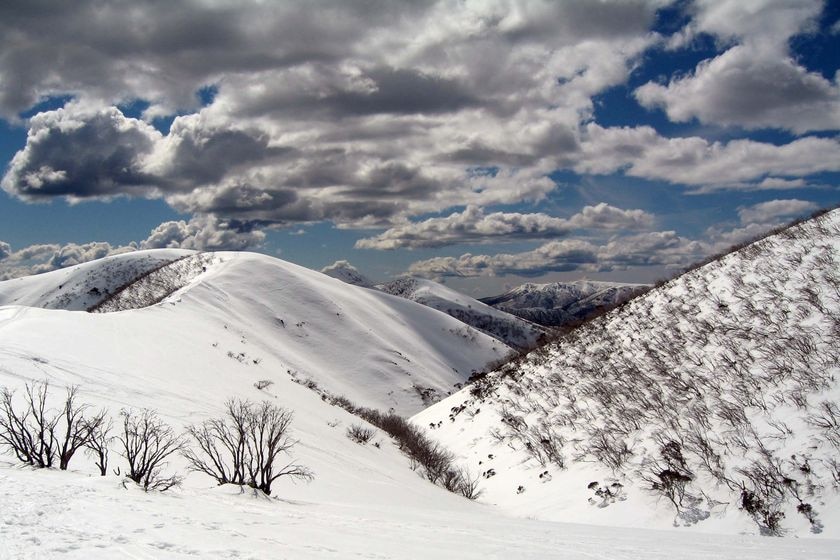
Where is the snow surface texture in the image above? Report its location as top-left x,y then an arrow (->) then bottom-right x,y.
378,277 -> 549,351
416,209 -> 840,538
481,280 -> 646,327
0,249 -> 192,311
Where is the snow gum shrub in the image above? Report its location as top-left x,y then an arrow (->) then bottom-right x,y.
355,407 -> 481,499
118,408 -> 185,492
346,423 -> 376,445
640,440 -> 695,514
0,381 -> 107,471
183,399 -> 313,495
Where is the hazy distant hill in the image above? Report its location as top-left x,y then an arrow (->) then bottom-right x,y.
480,280 -> 647,327
378,277 -> 549,350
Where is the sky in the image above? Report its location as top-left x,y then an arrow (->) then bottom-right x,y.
0,0 -> 838,297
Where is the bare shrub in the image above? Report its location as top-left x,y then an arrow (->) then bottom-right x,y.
346,424 -> 375,445
84,417 -> 114,476
354,406 -> 466,489
58,386 -> 107,470
183,399 -> 313,495
0,382 -> 104,471
254,379 -> 274,391
118,408 -> 185,491
0,382 -> 58,468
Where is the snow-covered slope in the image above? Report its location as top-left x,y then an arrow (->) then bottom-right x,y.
0,249 -> 193,311
0,251 -> 507,415
416,209 -> 840,538
320,260 -> 374,288
480,280 -> 646,327
1,243 -> 838,557
378,277 -> 550,350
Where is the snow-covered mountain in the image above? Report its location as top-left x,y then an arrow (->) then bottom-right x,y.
320,259 -> 374,288
1,232 -> 838,557
377,277 -> 550,350
0,251 -> 508,415
0,248 -> 192,311
415,209 -> 840,538
480,280 -> 646,327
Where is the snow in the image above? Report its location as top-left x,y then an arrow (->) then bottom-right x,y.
0,249 -> 193,311
2,464 -> 838,559
0,223 -> 838,557
481,279 -> 646,327
378,277 -> 548,350
416,209 -> 840,538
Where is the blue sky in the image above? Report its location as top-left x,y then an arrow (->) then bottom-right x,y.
0,0 -> 838,296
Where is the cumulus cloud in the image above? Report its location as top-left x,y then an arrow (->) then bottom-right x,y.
0,240 -> 133,280
0,215 -> 267,279
0,0 -> 836,261
700,199 -> 821,251
0,0 -> 667,229
0,241 -> 11,261
356,203 -> 653,250
638,0 -> 837,133
635,46 -> 840,133
140,215 -> 265,251
737,199 -> 818,225
574,124 -> 840,189
1,102 -> 162,201
407,230 -> 705,279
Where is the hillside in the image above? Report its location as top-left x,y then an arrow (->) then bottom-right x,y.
0,251 -> 508,415
0,249 -> 193,310
0,238 -> 838,557
415,209 -> 840,537
378,277 -> 550,350
480,280 -> 646,327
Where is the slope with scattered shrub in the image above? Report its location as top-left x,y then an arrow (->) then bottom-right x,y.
415,209 -> 840,537
378,277 -> 550,350
0,249 -> 193,311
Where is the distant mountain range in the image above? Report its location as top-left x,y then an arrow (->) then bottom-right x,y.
480,280 -> 648,327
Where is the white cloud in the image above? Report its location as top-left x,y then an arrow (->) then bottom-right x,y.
0,241 -> 11,261
0,1 -> 666,228
636,0 -> 836,133
0,240 -> 134,280
635,46 -> 840,133
140,215 -> 265,251
1,101 -> 162,201
356,203 -> 653,250
407,230 -> 705,279
575,124 -> 840,189
0,216 -> 267,279
737,199 -> 818,225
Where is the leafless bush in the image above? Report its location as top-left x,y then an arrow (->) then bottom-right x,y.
58,387 -> 107,470
253,379 -> 274,391
118,408 -> 185,491
0,382 -> 105,471
0,382 -> 58,468
441,467 -> 483,500
346,424 -> 376,445
84,417 -> 114,476
183,399 -> 313,495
